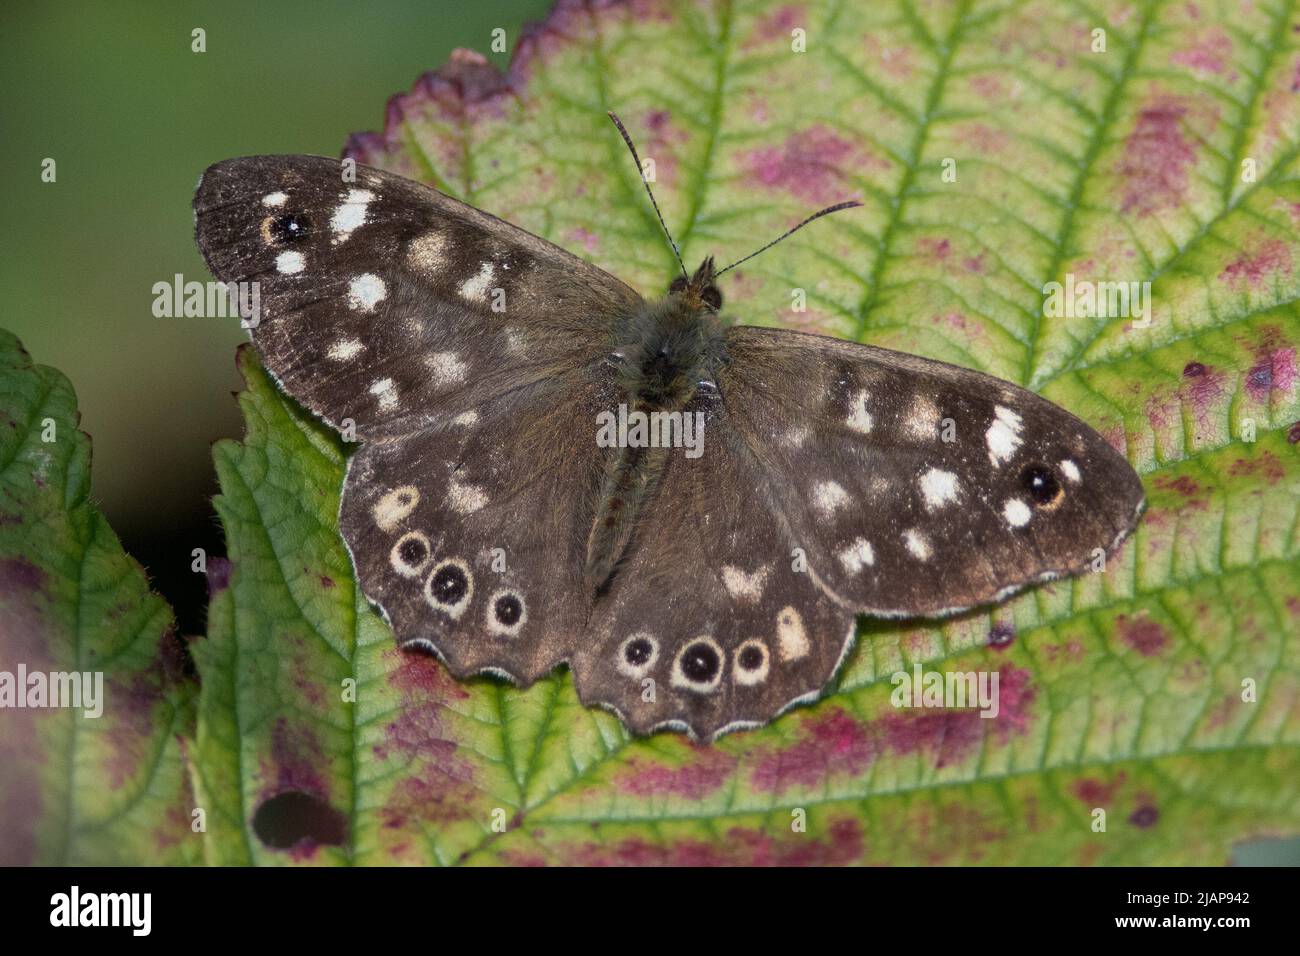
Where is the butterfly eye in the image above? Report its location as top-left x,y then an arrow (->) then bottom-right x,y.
673,637 -> 723,692
424,558 -> 474,619
700,286 -> 723,311
486,589 -> 527,638
669,276 -> 689,294
264,213 -> 311,244
389,531 -> 431,578
617,633 -> 659,678
625,637 -> 653,665
494,594 -> 522,625
1020,463 -> 1063,507
733,639 -> 771,686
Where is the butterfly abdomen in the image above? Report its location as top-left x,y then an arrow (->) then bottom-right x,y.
585,426 -> 669,595
585,294 -> 726,594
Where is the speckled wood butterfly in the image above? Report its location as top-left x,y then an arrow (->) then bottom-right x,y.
194,116 -> 1144,741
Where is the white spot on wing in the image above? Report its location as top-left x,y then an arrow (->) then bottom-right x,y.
348,273 -> 387,311
407,230 -> 446,274
372,486 -> 418,531
812,480 -> 851,518
327,339 -> 364,361
452,411 -> 479,427
369,377 -> 398,411
1004,498 -> 1032,527
447,478 -> 487,515
904,529 -> 931,561
846,390 -> 872,433
781,425 -> 811,448
330,188 -> 373,240
776,606 -> 810,661
837,537 -> 874,574
721,564 -> 769,602
1060,459 -> 1081,483
986,405 -> 1023,466
918,467 -> 960,509
459,262 -> 496,302
276,250 -> 305,274
903,396 -> 940,441
427,352 -> 467,386
262,191 -> 288,207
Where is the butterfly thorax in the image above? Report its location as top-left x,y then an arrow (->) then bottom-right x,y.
585,262 -> 727,595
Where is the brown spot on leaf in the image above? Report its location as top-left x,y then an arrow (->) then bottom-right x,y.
1072,773 -> 1127,805
988,622 -> 1015,650
1219,237 -> 1293,291
205,556 -> 232,597
1245,345 -> 1297,402
1116,613 -> 1170,656
1170,27 -> 1232,74
617,745 -> 738,800
743,125 -> 878,204
552,818 -> 862,866
750,709 -> 876,793
1118,96 -> 1198,216
1129,803 -> 1160,828
752,668 -> 1036,792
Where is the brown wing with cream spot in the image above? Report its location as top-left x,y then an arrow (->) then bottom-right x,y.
194,154 -> 641,439
340,369 -> 617,683
572,389 -> 857,741
718,326 -> 1146,618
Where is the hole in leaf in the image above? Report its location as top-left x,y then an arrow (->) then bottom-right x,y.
252,791 -> 347,850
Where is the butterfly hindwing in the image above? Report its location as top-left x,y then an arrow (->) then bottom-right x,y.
572,392 -> 857,740
193,154 -> 641,436
339,369 -> 617,683
718,327 -> 1146,618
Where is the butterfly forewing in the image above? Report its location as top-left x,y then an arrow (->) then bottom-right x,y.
193,155 -> 641,437
719,327 -> 1146,618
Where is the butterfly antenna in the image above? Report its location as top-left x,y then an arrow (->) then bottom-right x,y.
715,200 -> 863,276
608,111 -> 688,279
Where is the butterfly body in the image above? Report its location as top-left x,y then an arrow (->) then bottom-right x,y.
195,152 -> 1145,741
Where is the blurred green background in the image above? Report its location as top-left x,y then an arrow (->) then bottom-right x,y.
1,0 -> 549,635
2,0 -> 1295,866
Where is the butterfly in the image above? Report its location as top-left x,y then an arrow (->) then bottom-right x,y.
193,114 -> 1145,742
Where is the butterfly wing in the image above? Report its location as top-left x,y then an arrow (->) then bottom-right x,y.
339,369 -> 616,683
717,326 -> 1146,618
195,154 -> 643,683
572,390 -> 857,740
194,155 -> 641,437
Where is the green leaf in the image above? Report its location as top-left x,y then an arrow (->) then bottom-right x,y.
200,0 -> 1300,864
0,330 -> 196,865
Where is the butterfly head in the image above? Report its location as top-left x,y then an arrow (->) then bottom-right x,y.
668,257 -> 723,314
